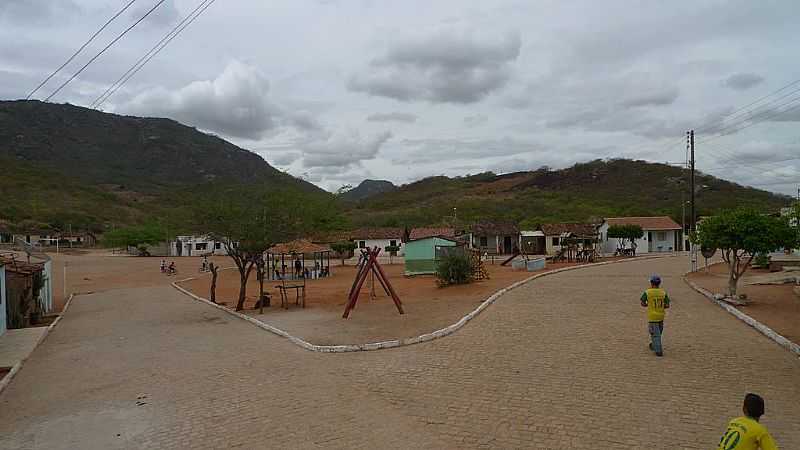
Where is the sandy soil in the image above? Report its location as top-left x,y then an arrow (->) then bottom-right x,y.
687,262 -> 800,343
40,250 -> 231,311
181,259 -> 593,345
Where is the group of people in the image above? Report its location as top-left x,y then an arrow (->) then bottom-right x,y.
640,275 -> 778,449
159,259 -> 176,275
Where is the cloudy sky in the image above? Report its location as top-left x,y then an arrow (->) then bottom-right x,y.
1,0 -> 799,195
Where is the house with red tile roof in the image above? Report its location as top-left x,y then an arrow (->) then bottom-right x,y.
598,216 -> 682,254
351,227 -> 405,256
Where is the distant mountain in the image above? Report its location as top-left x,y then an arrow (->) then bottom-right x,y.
344,159 -> 791,228
0,100 -> 326,231
0,100 -> 320,193
340,179 -> 397,201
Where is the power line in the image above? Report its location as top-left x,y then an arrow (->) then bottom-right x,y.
693,77 -> 800,134
27,0 -> 139,100
92,0 -> 217,108
43,0 -> 167,102
696,97 -> 800,146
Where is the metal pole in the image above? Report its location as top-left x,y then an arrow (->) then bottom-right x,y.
63,261 -> 67,301
690,130 -> 697,272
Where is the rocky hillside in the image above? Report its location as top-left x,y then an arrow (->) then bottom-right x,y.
340,179 -> 397,201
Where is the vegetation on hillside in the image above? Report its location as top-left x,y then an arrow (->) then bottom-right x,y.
345,159 -> 790,229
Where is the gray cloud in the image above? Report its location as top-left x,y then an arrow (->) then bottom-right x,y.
123,60 -> 280,140
130,0 -> 180,27
301,130 -> 392,168
0,0 -> 80,24
724,73 -> 765,91
366,112 -> 417,123
463,114 -> 488,126
349,29 -> 520,103
620,87 -> 679,107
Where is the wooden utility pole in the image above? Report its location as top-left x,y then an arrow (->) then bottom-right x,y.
689,130 -> 697,272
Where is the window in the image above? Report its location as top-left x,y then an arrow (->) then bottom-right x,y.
195,243 -> 208,251
359,241 -> 366,248
214,242 -> 221,250
479,236 -> 488,247
390,240 -> 397,247
656,232 -> 667,241
552,237 -> 559,246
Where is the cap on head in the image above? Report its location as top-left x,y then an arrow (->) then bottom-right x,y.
649,274 -> 661,286
744,393 -> 765,418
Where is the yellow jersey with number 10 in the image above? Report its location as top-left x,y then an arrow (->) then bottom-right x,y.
717,416 -> 778,450
640,288 -> 670,322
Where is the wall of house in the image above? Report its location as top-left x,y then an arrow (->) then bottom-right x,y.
598,224 -> 678,254
171,236 -> 229,256
404,238 -> 455,275
39,259 -> 54,314
470,234 -> 518,254
0,265 -> 6,337
353,238 -> 404,256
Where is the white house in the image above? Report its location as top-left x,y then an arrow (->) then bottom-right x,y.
352,228 -> 405,256
599,217 -> 682,254
170,235 -> 233,257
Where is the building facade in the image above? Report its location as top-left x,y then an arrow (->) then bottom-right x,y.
598,216 -> 682,254
351,228 -> 405,256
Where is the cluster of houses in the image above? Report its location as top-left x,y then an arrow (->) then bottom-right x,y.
334,215 -> 683,259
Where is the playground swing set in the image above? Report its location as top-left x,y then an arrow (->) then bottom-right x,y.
342,247 -> 403,319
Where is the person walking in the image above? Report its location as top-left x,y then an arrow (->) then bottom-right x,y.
160,259 -> 166,273
640,274 -> 670,356
716,393 -> 778,450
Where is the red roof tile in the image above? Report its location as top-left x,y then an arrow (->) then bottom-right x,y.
540,223 -> 597,237
604,216 -> 681,230
409,227 -> 455,240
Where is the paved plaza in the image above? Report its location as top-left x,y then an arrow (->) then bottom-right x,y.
1,256 -> 798,449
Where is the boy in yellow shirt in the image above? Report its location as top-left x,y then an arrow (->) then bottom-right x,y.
640,274 -> 669,356
717,393 -> 778,450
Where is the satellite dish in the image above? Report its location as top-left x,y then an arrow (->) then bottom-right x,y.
701,246 -> 717,259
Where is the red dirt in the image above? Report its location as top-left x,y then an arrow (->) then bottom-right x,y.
181,259 -> 592,345
686,263 -> 800,343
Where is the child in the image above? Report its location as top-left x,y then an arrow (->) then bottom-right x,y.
160,259 -> 166,273
640,274 -> 670,356
717,393 -> 777,450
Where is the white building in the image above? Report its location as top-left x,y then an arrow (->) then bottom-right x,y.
598,216 -> 682,255
170,235 -> 232,257
352,228 -> 405,256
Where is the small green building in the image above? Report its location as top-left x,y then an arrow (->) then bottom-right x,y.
404,236 -> 457,276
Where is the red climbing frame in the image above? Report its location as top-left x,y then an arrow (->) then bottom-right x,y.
342,247 -> 404,318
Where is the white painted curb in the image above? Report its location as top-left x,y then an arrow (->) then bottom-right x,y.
683,276 -> 800,357
0,292 -> 76,396
174,254 -> 678,353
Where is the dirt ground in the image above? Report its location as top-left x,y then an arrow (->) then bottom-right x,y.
687,262 -> 800,343
181,259 -> 592,345
41,250 -> 231,311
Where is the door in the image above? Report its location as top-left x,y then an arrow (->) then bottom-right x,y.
647,232 -> 653,252
503,236 -> 513,254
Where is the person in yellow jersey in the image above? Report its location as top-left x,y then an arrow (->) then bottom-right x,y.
717,393 -> 778,450
639,274 -> 670,356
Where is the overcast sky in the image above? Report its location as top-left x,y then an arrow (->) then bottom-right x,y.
1,0 -> 799,195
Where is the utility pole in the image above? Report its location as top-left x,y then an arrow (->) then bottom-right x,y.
689,130 -> 697,272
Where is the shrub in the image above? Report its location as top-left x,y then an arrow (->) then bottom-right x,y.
753,253 -> 770,268
435,252 -> 474,286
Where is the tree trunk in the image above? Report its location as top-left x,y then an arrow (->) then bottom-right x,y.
236,270 -> 250,311
209,264 -> 218,303
258,266 -> 268,309
728,267 -> 738,297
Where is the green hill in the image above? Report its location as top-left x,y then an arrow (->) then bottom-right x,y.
0,100 -> 328,233
345,159 -> 791,229
340,179 -> 397,201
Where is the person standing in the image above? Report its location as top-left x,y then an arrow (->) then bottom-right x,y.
716,394 -> 778,450
640,274 -> 670,356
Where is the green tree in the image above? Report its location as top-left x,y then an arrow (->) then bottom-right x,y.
694,208 -> 798,296
384,244 -> 401,264
102,222 -> 167,249
199,187 -> 301,311
331,241 -> 357,265
607,224 -> 644,252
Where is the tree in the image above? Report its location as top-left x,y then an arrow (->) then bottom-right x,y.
209,262 -> 219,304
102,221 -> 166,249
331,241 -> 357,265
607,224 -> 644,252
199,187 -> 298,311
384,244 -> 400,264
694,208 -> 798,297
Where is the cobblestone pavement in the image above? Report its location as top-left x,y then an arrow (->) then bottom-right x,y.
1,256 -> 798,449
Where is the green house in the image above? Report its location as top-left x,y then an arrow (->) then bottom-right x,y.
404,236 -> 457,276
